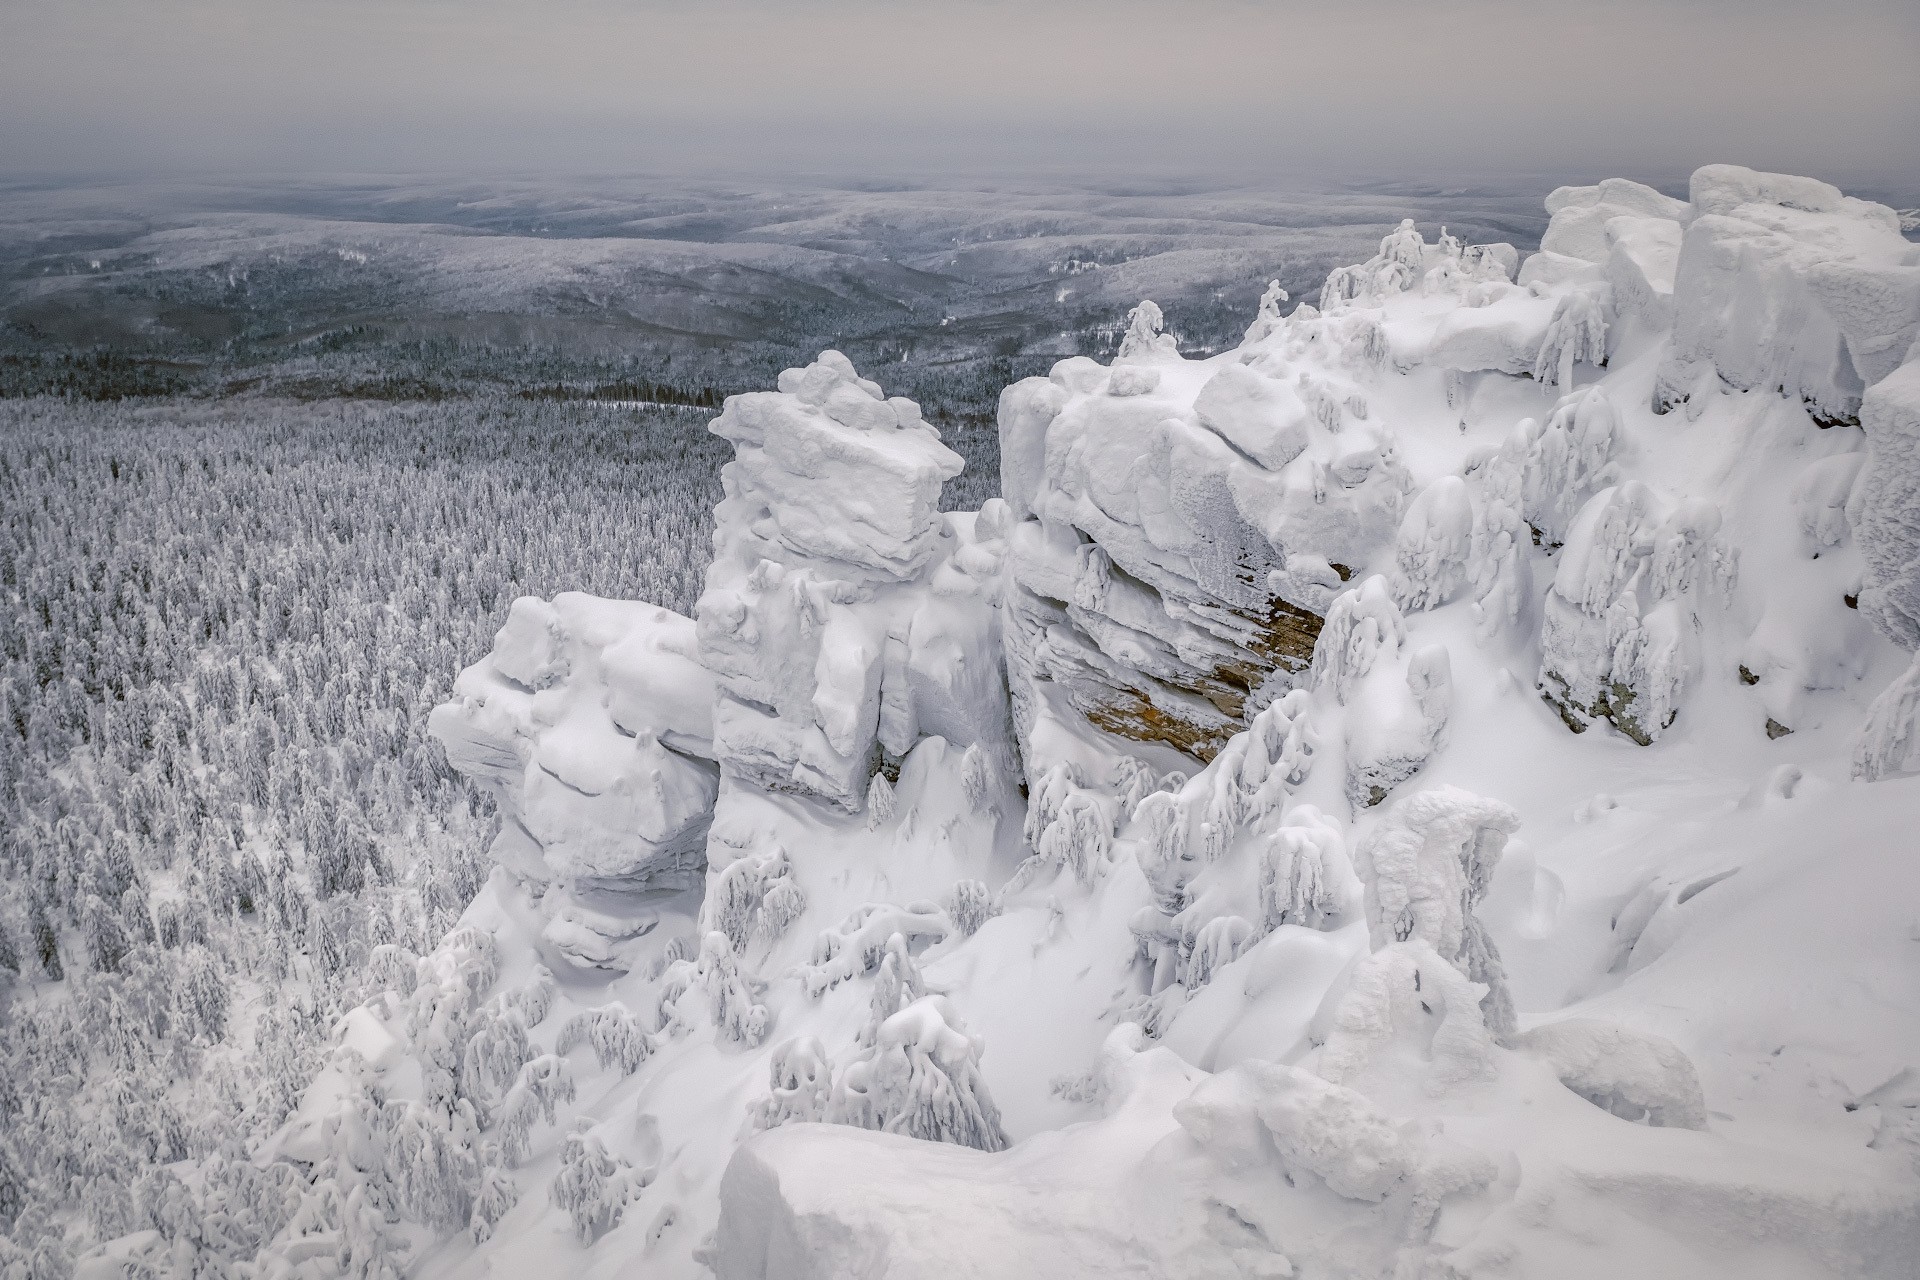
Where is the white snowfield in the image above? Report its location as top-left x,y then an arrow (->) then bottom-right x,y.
254,165 -> 1920,1280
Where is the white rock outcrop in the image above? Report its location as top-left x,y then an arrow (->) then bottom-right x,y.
697,351 -> 1009,811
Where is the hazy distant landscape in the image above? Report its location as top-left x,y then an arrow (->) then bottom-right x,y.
0,173 -> 1562,405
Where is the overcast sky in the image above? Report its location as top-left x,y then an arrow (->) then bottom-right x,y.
3,0 -> 1915,188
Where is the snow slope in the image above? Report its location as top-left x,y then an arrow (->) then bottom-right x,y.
241,166 -> 1920,1280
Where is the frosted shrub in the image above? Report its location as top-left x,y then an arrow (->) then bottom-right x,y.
1132,791 -> 1190,901
1534,284 -> 1612,388
1117,300 -> 1178,361
497,965 -> 556,1029
367,943 -> 422,1000
1538,481 -> 1735,744
960,743 -> 997,812
468,1146 -> 516,1245
701,847 -> 807,952
1311,578 -> 1407,701
865,773 -> 897,829
494,1055 -> 575,1165
797,903 -> 952,996
861,934 -> 930,1047
1241,280 -> 1291,345
1853,651 -> 1920,781
1005,785 -> 1115,900
1021,761 -> 1086,850
699,933 -> 769,1047
1108,754 -> 1158,817
1185,916 -> 1256,988
379,1098 -> 479,1230
459,1008 -> 533,1109
1258,806 -> 1348,932
1392,477 -> 1475,612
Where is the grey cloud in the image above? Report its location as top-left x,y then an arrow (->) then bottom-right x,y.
0,0 -> 1913,184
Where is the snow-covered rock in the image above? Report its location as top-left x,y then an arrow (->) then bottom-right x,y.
1513,1017 -> 1706,1128
999,284 -> 1413,766
1354,788 -> 1520,1035
1606,215 -> 1684,328
1857,357 -> 1920,649
432,595 -> 717,890
697,352 -> 1006,811
1654,165 -> 1920,423
1537,178 -> 1690,265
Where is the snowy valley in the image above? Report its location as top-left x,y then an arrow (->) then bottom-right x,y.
12,162 -> 1920,1279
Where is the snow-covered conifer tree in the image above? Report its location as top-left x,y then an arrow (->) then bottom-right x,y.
830,995 -> 1008,1152
753,1037 -> 834,1130
865,773 -> 896,830
556,1004 -> 653,1075
944,880 -> 997,937
550,1124 -> 639,1244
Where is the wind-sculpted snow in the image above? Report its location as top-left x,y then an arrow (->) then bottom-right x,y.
257,165 -> 1920,1280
